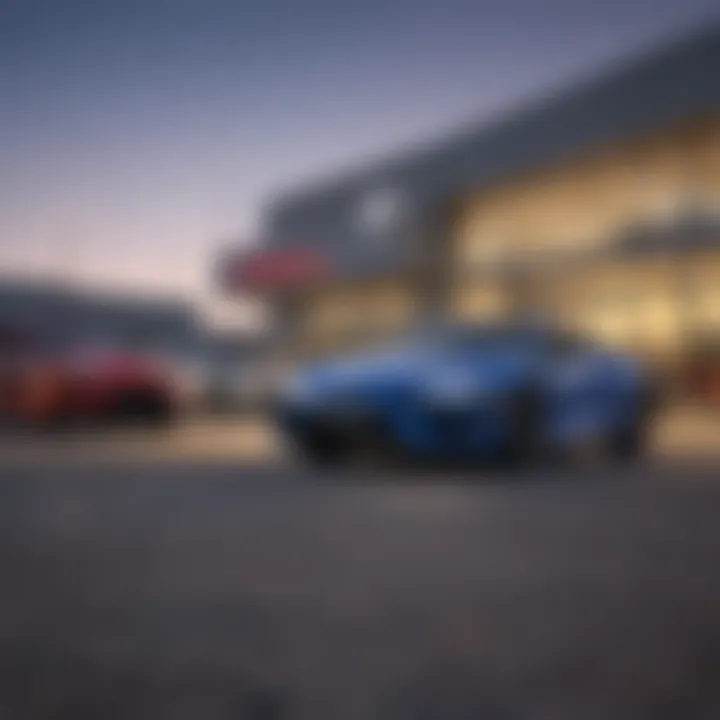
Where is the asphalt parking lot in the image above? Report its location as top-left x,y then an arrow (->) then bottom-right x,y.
0,413 -> 719,719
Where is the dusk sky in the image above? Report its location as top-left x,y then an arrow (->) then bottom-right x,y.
1,0 -> 718,315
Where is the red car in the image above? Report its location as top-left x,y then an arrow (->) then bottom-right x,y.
0,330 -> 178,427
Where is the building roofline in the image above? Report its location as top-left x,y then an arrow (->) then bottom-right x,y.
265,22 -> 720,223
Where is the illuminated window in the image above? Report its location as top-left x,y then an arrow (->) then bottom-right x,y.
453,283 -> 508,320
458,211 -> 508,265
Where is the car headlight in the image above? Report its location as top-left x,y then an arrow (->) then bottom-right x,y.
422,370 -> 488,405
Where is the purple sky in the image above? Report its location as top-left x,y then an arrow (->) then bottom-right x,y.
1,0 -> 718,309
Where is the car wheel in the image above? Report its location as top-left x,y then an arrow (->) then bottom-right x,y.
609,425 -> 643,460
609,383 -> 656,461
111,389 -> 174,428
295,430 -> 350,468
353,420 -> 407,470
503,387 -> 544,468
609,409 -> 650,461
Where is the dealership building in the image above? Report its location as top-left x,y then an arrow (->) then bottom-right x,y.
220,28 -> 720,370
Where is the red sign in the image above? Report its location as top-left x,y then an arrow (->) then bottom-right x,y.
224,246 -> 330,292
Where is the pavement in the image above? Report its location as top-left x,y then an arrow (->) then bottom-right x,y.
0,410 -> 719,719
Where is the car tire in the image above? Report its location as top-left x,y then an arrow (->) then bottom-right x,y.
503,386 -> 544,468
609,402 -> 652,462
295,431 -> 350,469
609,380 -> 658,461
353,420 -> 407,470
609,423 -> 644,460
111,389 -> 175,428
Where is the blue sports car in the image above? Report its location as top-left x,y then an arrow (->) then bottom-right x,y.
274,322 -> 658,467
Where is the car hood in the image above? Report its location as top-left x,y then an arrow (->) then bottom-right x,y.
288,346 -> 530,398
308,349 -> 432,384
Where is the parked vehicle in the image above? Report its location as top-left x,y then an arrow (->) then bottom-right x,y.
0,329 -> 177,428
274,321 -> 658,467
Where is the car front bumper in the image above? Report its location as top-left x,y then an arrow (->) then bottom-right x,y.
276,397 -> 515,459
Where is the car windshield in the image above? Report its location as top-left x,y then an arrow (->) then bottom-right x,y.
397,322 -> 543,355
